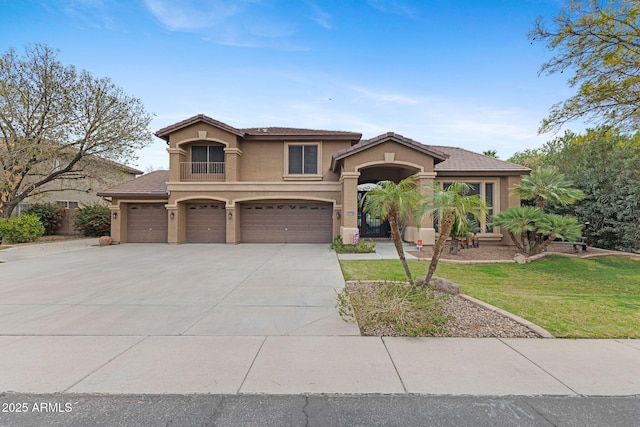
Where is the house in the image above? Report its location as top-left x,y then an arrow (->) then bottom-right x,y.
16,158 -> 142,234
98,114 -> 530,245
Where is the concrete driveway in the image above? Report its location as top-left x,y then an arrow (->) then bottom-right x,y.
0,240 -> 359,336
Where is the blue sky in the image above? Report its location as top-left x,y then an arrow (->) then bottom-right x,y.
2,0 -> 575,170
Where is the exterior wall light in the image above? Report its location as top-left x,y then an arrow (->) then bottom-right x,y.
169,212 -> 175,219
228,212 -> 233,219
336,211 -> 341,219
112,212 -> 117,219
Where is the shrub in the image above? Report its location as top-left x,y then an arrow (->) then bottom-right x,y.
0,214 -> 45,244
24,203 -> 66,235
330,235 -> 376,253
73,203 -> 111,237
337,282 -> 451,337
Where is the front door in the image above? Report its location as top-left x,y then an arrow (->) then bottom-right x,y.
357,191 -> 390,238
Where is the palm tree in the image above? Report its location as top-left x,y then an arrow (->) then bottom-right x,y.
512,166 -> 585,211
361,177 -> 422,284
492,206 -> 583,255
420,182 -> 488,285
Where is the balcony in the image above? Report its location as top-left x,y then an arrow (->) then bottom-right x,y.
180,162 -> 225,182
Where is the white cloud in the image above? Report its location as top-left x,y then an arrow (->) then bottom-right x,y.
348,86 -> 422,105
306,1 -> 332,29
142,0 -> 331,49
366,0 -> 417,18
143,0 -> 246,31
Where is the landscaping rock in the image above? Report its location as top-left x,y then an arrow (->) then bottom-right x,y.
513,253 -> 529,264
415,276 -> 460,295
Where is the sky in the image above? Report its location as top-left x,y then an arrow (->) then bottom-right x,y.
2,0 -> 578,171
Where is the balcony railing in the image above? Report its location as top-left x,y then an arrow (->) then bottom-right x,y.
180,162 -> 225,181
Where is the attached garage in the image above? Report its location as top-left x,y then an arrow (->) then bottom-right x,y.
185,203 -> 226,243
241,202 -> 333,243
127,203 -> 168,243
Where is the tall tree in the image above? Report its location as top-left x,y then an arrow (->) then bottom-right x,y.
361,177 -> 422,284
0,44 -> 153,217
420,183 -> 487,285
510,127 -> 640,251
531,0 -> 640,133
546,127 -> 640,251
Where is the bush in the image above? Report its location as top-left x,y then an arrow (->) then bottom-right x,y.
24,203 -> 66,235
337,282 -> 452,337
73,203 -> 111,237
0,214 -> 45,244
330,235 -> 376,253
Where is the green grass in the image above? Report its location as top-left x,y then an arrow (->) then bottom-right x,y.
339,255 -> 640,338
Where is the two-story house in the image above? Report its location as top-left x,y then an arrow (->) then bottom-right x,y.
99,114 -> 529,245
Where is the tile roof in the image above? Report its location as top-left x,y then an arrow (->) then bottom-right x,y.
98,157 -> 143,175
155,115 -> 244,141
242,127 -> 362,138
155,115 -> 362,142
97,170 -> 169,198
331,132 -> 449,170
431,146 -> 531,175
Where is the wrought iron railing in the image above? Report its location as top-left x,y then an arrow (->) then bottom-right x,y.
180,162 -> 225,181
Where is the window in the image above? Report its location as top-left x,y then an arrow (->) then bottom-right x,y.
439,181 -> 498,234
288,145 -> 318,175
191,145 -> 224,174
56,201 -> 79,209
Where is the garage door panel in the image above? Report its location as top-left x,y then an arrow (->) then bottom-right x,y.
127,204 -> 168,243
241,202 -> 332,243
186,203 -> 226,243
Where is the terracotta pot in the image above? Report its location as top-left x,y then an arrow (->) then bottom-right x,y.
99,236 -> 112,246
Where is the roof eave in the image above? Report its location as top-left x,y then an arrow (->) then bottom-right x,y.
96,191 -> 169,199
155,114 -> 244,142
434,169 -> 531,177
243,133 -> 362,142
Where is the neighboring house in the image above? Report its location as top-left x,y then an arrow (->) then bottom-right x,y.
17,158 -> 142,234
99,114 -> 530,245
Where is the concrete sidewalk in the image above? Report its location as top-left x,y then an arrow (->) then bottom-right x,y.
0,336 -> 639,395
336,240 -> 419,260
1,240 -> 639,396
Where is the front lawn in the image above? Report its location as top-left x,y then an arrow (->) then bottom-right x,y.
339,255 -> 640,338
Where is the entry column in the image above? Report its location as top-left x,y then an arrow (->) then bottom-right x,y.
410,172 -> 437,246
339,172 -> 360,244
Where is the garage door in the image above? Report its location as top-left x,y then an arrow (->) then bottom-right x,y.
127,203 -> 167,243
241,202 -> 332,243
186,203 -> 226,243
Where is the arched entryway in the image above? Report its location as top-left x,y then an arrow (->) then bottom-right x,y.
356,165 -> 420,239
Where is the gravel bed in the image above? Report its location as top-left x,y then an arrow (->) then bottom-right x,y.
348,282 -> 541,338
437,291 -> 539,338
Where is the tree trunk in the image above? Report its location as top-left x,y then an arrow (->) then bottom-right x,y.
0,200 -> 18,218
425,212 -> 454,285
522,231 -> 531,255
538,233 -> 557,253
450,238 -> 460,254
508,231 -> 525,253
388,208 -> 413,285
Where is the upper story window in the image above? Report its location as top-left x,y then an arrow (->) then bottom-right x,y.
192,145 -> 224,163
56,200 -> 79,209
191,145 -> 224,174
286,143 -> 320,176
